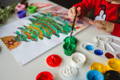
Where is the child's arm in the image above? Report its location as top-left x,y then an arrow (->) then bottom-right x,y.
111,23 -> 120,37
89,20 -> 120,37
68,0 -> 96,19
73,0 -> 96,16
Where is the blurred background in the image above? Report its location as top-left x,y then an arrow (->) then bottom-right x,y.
0,0 -> 82,8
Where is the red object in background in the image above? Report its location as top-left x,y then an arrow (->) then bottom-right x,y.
73,0 -> 120,37
105,52 -> 114,59
36,71 -> 54,80
75,26 -> 81,29
46,54 -> 62,67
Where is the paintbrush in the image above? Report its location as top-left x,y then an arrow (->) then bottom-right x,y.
70,7 -> 78,37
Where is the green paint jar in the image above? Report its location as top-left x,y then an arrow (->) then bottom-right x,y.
63,36 -> 77,56
27,6 -> 37,14
64,36 -> 77,44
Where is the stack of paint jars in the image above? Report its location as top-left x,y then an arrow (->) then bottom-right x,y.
15,3 -> 27,18
15,2 -> 37,18
88,58 -> 120,80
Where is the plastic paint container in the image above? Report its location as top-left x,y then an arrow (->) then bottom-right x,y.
59,65 -> 78,80
27,6 -> 37,14
87,70 -> 104,80
46,54 -> 62,67
63,36 -> 77,56
63,43 -> 76,56
15,3 -> 26,12
108,58 -> 120,72
17,10 -> 26,18
90,62 -> 111,73
71,52 -> 86,68
36,71 -> 54,80
104,70 -> 120,80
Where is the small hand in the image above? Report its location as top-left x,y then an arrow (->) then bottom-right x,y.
89,20 -> 114,33
68,7 -> 81,20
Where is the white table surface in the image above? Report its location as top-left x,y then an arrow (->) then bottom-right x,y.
0,0 -> 110,80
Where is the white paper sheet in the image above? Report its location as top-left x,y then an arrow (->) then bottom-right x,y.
0,2 -> 89,65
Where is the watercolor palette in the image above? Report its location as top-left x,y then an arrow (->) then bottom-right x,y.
80,35 -> 120,59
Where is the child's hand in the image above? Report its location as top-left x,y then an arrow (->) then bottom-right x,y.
68,7 -> 81,20
89,20 -> 114,33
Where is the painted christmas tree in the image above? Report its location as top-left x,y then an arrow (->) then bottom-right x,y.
15,12 -> 74,41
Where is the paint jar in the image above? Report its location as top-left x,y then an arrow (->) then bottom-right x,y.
64,36 -> 77,44
87,70 -> 104,80
90,62 -> 112,73
59,65 -> 78,80
17,10 -> 26,18
71,52 -> 86,68
63,36 -> 77,56
15,3 -> 26,12
108,58 -> 120,72
63,43 -> 76,56
104,70 -> 120,80
27,6 -> 37,14
46,54 -> 62,67
36,71 -> 54,80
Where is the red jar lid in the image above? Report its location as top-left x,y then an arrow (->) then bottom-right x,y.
36,71 -> 54,80
105,52 -> 114,59
46,54 -> 62,67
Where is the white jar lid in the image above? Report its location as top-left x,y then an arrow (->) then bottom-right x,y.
71,52 -> 86,68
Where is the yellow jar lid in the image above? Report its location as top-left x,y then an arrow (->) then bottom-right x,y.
90,62 -> 106,73
108,58 -> 120,72
90,62 -> 113,73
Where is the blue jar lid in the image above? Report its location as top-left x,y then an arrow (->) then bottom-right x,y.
87,70 -> 104,80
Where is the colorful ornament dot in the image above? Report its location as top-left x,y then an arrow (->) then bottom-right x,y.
36,71 -> 54,80
105,52 -> 114,59
46,54 -> 62,67
94,49 -> 103,56
85,45 -> 94,51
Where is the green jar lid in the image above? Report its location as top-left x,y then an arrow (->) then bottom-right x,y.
64,36 -> 77,44
27,6 -> 37,14
63,43 -> 77,56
